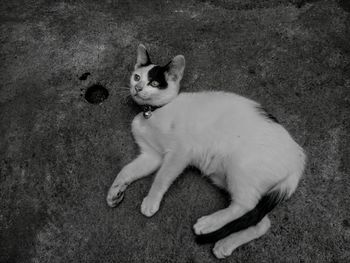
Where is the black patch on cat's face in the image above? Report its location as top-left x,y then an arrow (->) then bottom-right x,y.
256,105 -> 279,124
147,65 -> 168,89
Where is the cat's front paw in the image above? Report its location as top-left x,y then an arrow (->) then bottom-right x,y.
141,196 -> 160,217
106,184 -> 126,207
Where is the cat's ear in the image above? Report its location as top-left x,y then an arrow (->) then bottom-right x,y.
135,44 -> 151,69
165,55 -> 185,81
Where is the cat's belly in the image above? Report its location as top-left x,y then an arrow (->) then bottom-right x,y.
192,157 -> 227,189
191,150 -> 227,187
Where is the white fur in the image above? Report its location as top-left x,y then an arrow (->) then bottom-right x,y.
130,91 -> 305,205
107,45 -> 306,258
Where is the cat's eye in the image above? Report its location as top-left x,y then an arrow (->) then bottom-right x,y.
150,80 -> 159,87
134,74 -> 140,81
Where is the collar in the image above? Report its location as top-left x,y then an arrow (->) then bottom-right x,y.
142,105 -> 162,119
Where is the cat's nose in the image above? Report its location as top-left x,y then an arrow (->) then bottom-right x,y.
135,84 -> 143,92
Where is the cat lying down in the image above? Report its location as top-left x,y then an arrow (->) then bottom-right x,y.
107,44 -> 306,259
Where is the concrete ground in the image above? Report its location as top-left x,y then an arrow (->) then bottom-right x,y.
1,0 -> 349,262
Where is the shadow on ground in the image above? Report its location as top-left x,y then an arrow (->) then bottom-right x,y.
0,0 -> 349,262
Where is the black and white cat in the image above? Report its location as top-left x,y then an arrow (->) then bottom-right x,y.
107,44 -> 306,259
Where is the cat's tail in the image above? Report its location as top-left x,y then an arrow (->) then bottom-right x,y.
195,189 -> 287,244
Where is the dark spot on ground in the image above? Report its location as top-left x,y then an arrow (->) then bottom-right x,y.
293,0 -> 306,8
338,0 -> 350,12
248,66 -> 256,75
79,72 -> 91,80
84,84 -> 109,104
342,219 -> 350,228
261,80 -> 268,87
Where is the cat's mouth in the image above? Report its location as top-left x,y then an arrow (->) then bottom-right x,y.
132,92 -> 151,103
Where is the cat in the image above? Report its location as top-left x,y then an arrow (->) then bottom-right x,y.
107,44 -> 306,259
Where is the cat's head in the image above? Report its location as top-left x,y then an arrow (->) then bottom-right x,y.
129,44 -> 185,106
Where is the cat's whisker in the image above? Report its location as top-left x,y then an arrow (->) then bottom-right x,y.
115,89 -> 130,94
119,94 -> 133,105
119,87 -> 130,90
114,89 -> 130,94
115,91 -> 130,95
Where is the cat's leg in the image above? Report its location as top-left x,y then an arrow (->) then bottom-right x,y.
193,201 -> 254,235
193,162 -> 261,235
194,165 -> 261,234
140,150 -> 189,217
107,151 -> 162,207
213,216 -> 271,259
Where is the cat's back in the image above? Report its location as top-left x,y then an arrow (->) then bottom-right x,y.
167,91 -> 301,153
174,91 -> 256,111
166,91 -> 258,123
164,91 -> 270,133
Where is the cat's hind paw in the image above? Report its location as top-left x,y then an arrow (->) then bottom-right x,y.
141,196 -> 160,217
193,215 -> 220,235
213,239 -> 235,259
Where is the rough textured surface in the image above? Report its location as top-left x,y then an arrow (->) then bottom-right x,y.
1,0 -> 349,262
